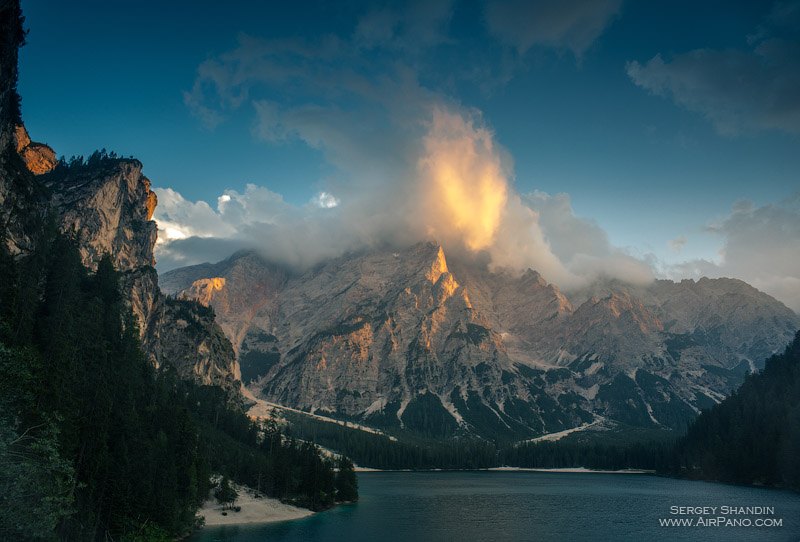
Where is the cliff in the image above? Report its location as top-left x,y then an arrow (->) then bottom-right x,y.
33,156 -> 240,397
0,2 -> 239,397
14,125 -> 55,174
0,2 -> 43,255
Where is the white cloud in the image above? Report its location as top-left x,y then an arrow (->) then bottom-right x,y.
662,194 -> 800,312
312,192 -> 340,209
168,0 -> 795,311
521,191 -> 654,287
155,107 -> 654,292
153,187 -> 236,242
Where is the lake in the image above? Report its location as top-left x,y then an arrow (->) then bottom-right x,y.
190,471 -> 800,541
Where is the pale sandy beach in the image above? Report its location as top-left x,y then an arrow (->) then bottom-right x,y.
198,481 -> 314,527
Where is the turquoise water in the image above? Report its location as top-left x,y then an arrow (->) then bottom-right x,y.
190,471 -> 800,541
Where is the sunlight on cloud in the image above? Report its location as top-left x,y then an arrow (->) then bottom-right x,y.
418,108 -> 508,251
313,191 -> 340,209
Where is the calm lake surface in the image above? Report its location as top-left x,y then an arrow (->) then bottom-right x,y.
190,471 -> 800,542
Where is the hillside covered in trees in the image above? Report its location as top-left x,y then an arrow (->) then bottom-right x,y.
671,331 -> 800,489
0,225 -> 355,540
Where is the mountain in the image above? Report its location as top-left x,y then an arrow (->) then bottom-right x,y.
163,244 -> 799,442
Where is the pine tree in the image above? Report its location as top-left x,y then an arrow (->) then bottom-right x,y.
215,476 -> 238,509
335,457 -> 358,502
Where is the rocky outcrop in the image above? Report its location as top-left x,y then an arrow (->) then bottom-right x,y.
0,5 -> 239,397
0,0 -> 237,401
166,242 -> 799,440
14,125 -> 56,174
42,158 -> 157,271
122,268 -> 238,391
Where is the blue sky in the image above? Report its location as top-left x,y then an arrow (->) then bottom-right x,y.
17,0 -> 800,309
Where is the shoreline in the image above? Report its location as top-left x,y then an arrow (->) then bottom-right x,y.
354,466 -> 656,474
487,466 -> 656,474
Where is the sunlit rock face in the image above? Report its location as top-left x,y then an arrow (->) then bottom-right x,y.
14,125 -> 56,174
122,268 -> 239,396
164,242 -> 799,440
184,277 -> 227,307
42,158 -> 157,272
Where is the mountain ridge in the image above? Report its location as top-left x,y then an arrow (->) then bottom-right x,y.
162,244 -> 799,442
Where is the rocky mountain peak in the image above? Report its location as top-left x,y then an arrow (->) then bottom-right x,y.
520,268 -> 547,287
425,243 -> 449,283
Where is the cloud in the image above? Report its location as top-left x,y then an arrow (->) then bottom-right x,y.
521,191 -> 654,287
312,192 -> 340,209
155,106 -> 653,290
418,108 -> 510,251
663,194 -> 800,312
627,2 -> 800,135
167,7 -> 665,289
485,0 -> 622,58
153,187 -> 236,242
169,1 -> 799,312
668,235 -> 687,253
154,183 -> 360,271
156,5 -> 671,292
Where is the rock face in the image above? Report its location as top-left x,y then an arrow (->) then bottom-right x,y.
164,243 -> 800,441
14,125 -> 56,175
0,149 -> 241,395
42,158 -> 157,271
36,158 -> 239,396
123,268 -> 239,393
0,2 -> 42,256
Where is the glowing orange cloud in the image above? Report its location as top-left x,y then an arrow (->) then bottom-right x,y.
418,108 -> 509,251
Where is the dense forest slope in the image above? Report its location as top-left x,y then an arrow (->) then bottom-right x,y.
673,331 -> 800,489
0,238 -> 356,539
